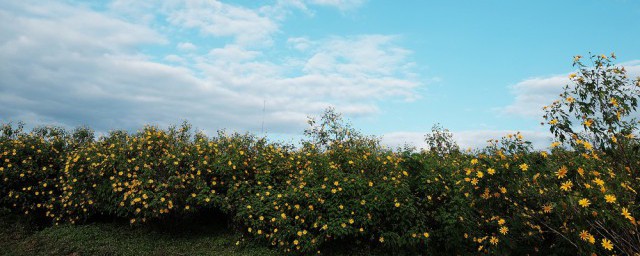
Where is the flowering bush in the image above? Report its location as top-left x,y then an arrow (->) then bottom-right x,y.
1,54 -> 639,255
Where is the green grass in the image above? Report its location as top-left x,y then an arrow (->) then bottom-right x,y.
0,208 -> 397,256
0,208 -> 277,256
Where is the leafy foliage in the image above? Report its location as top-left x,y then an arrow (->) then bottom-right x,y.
1,54 -> 639,255
544,53 -> 640,150
424,124 -> 459,156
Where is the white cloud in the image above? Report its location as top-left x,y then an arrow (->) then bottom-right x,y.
108,0 -> 368,49
164,54 -> 186,63
108,0 -> 157,24
0,1 -> 423,137
288,37 -> 314,51
0,2 -> 164,54
165,0 -> 279,47
289,35 -> 420,101
177,42 -> 197,51
191,35 -> 420,109
499,62 -> 640,119
621,60 -> 640,79
303,35 -> 413,77
207,45 -> 261,62
307,0 -> 366,10
500,75 -> 568,118
382,130 -> 553,150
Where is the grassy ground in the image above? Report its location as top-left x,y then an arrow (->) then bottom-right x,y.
0,208 -> 278,256
0,209 -> 389,256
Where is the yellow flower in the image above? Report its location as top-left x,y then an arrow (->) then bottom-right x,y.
583,119 -> 593,127
555,166 -> 568,179
560,181 -> 573,191
476,171 -> 484,178
379,237 -> 384,243
471,159 -> 478,165
549,119 -> 559,125
593,178 -> 604,186
566,96 -> 575,103
604,194 -> 616,203
569,73 -> 577,79
610,98 -> 619,107
423,232 -> 429,238
499,226 -> 509,235
490,236 -> 499,245
395,202 -> 401,208
578,198 -> 591,208
519,163 -> 528,171
293,240 -> 299,245
601,238 -> 613,251
542,204 -> 553,213
622,208 -> 634,221
579,230 -> 590,241
487,168 -> 496,175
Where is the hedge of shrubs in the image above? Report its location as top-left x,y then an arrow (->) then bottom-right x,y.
2,122 -> 638,255
1,54 -> 639,255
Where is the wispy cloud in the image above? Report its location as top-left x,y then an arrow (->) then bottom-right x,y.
307,0 -> 366,10
177,42 -> 197,51
499,62 -> 640,119
499,75 -> 567,118
165,0 -> 279,47
0,0 -> 422,136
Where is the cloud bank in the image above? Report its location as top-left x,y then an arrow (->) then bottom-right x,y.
499,61 -> 640,119
0,0 -> 421,136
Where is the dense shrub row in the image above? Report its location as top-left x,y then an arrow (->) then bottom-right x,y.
2,54 -> 639,255
2,121 -> 638,255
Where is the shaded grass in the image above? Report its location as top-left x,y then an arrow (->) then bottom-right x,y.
0,208 -> 398,256
0,208 -> 277,256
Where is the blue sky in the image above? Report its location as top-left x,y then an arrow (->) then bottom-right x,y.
1,0 -> 639,149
